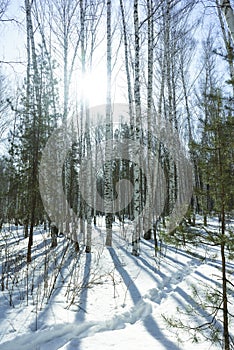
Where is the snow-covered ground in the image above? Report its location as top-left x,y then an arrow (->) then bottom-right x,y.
0,217 -> 233,349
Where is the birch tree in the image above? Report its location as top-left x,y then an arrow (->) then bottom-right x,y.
0,72 -> 9,140
132,0 -> 142,256
215,0 -> 234,98
119,0 -> 133,122
105,0 -> 113,247
221,0 -> 234,42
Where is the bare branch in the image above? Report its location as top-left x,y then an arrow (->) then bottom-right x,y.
0,60 -> 25,64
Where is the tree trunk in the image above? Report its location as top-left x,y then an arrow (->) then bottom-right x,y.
25,0 -> 41,263
221,0 -> 234,43
105,0 -> 113,247
119,0 -> 133,123
132,0 -> 141,256
221,240 -> 230,350
219,132 -> 230,350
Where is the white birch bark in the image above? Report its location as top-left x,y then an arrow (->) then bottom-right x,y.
132,0 -> 141,256
221,0 -> 234,43
144,0 -> 154,239
105,0 -> 113,247
119,0 -> 134,123
217,0 -> 234,97
79,0 -> 92,253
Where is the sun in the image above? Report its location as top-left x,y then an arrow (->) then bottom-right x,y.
81,70 -> 107,107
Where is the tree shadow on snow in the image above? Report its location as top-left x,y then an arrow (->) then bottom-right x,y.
108,247 -> 181,350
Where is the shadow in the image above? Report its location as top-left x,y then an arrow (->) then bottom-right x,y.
137,255 -> 166,279
24,246 -> 87,348
165,243 -> 234,271
30,238 -> 51,262
46,242 -> 82,300
170,285 -> 223,335
0,227 -> 25,249
162,253 -> 188,268
78,253 -> 92,319
206,259 -> 234,271
32,237 -> 51,251
140,240 -> 194,269
194,270 -> 222,289
68,252 -> 92,350
140,238 -> 154,249
108,247 -> 181,350
164,245 -> 200,260
143,314 -> 181,350
108,247 -> 141,303
117,244 -> 167,284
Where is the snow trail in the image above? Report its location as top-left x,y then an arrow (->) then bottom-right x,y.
0,299 -> 152,350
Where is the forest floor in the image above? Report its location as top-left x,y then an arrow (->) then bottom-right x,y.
0,216 -> 233,350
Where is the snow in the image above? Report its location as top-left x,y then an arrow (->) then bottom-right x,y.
0,217 -> 233,350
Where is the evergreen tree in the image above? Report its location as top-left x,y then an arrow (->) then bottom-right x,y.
7,44 -> 60,260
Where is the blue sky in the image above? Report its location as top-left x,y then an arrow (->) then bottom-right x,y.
0,0 -> 25,77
